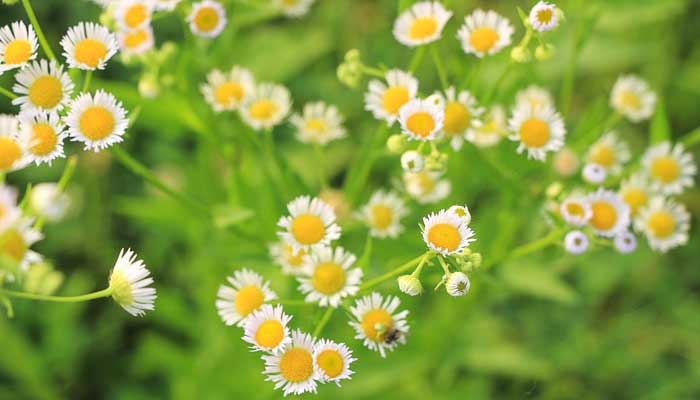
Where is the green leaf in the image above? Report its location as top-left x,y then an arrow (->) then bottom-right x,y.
499,262 -> 579,304
462,344 -> 553,380
650,98 -> 671,144
212,204 -> 255,229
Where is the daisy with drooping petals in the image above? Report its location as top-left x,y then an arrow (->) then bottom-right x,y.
466,104 -> 506,147
216,268 -> 277,326
240,83 -> 291,131
65,90 -> 129,152
0,21 -> 38,74
18,110 -> 66,165
508,103 -> 566,161
12,59 -> 74,113
529,1 -> 558,32
0,114 -> 28,173
610,75 -> 656,122
586,132 -> 630,175
243,304 -> 292,353
269,240 -> 308,276
584,188 -> 631,237
635,197 -> 690,253
398,98 -> 444,142
274,0 -> 316,18
564,230 -> 588,255
437,86 -> 484,150
108,248 -> 156,317
291,102 -> 346,146
117,26 -> 154,56
262,330 -> 318,396
188,0 -> 227,38
514,85 -> 554,111
641,141 -> 696,195
298,246 -> 362,307
365,69 -> 418,125
393,1 -> 453,47
358,190 -> 408,238
277,195 -> 341,254
457,9 -> 514,58
403,171 -> 451,204
619,173 -> 652,217
114,0 -> 152,30
201,66 -> 255,112
560,195 -> 591,227
349,292 -> 409,358
422,209 -> 475,256
313,339 -> 355,385
60,22 -> 118,70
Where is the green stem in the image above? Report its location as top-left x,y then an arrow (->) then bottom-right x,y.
360,252 -> 430,291
484,61 -> 513,104
360,65 -> 385,79
313,144 -> 328,190
312,307 -> 334,337
21,0 -> 56,60
34,155 -> 77,231
82,70 -> 92,92
437,256 -> 451,275
0,86 -> 17,100
356,234 -> 373,270
430,44 -> 448,90
680,127 -> 700,148
0,287 -> 113,303
483,229 -> 564,270
409,46 -> 427,74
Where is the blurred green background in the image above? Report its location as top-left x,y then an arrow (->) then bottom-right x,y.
1,0 -> 699,398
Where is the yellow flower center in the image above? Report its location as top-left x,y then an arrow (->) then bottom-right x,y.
123,29 -> 149,49
0,228 -> 27,263
109,269 -> 134,306
29,76 -> 63,109
311,262 -> 346,295
284,245 -> 305,267
125,4 -> 149,29
254,319 -> 284,349
0,137 -> 22,171
234,285 -> 264,316
282,0 -> 299,4
650,157 -> 680,183
406,112 -> 435,138
29,123 -> 58,156
415,172 -> 435,194
305,118 -> 327,133
290,214 -> 325,245
361,309 -> 393,341
519,118 -> 550,148
79,106 -> 115,140
469,27 -> 499,53
4,39 -> 32,65
647,211 -> 676,238
590,201 -> 617,231
317,349 -> 344,378
565,202 -> 585,217
409,17 -> 438,40
279,348 -> 314,383
214,82 -> 244,106
621,188 -> 647,216
382,86 -> 409,115
619,90 -> 641,110
427,223 -> 461,251
74,39 -> 108,68
249,99 -> 278,121
536,8 -> 553,24
370,205 -> 393,230
193,7 -> 220,32
588,144 -> 615,167
443,102 -> 469,136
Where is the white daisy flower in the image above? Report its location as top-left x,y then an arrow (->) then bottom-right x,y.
457,9 -> 514,58
619,173 -> 652,217
200,65 -> 255,112
514,85 -> 554,111
582,163 -> 607,185
313,339 -> 355,385
0,215 -> 42,272
529,1 -> 558,32
553,148 -> 580,177
0,114 -> 27,173
398,98 -> 444,142
297,246 -> 362,307
422,209 -> 475,256
447,204 -> 471,225
466,104 -> 507,148
358,190 -> 409,238
0,21 -> 38,74
560,196 -> 591,227
641,141 -> 696,195
12,59 -> 74,113
65,90 -> 129,152
216,268 -> 277,326
614,231 -> 637,254
242,304 -> 292,353
274,0 -> 316,18
564,230 -> 588,255
610,75 -> 656,122
364,69 -> 418,125
291,101 -> 346,146
393,1 -> 453,47
114,0 -> 152,31
277,195 -> 341,254
188,0 -> 227,38
152,0 -> 181,12
349,292 -> 409,358
60,22 -> 118,70
585,188 -> 631,237
0,184 -> 21,232
445,271 -> 470,296
436,86 -> 484,150
403,171 -> 451,204
508,103 -> 566,161
117,26 -> 155,56
262,329 -> 318,396
586,131 -> 630,175
18,110 -> 66,165
240,83 -> 291,131
108,248 -> 156,317
269,240 -> 308,276
400,150 -> 424,172
635,197 -> 690,253
29,182 -> 70,222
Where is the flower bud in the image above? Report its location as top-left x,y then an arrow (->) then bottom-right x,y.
470,252 -> 482,268
510,46 -> 531,63
23,262 -> 64,295
535,44 -> 555,61
138,73 -> 160,99
397,275 -> 423,296
344,49 -> 361,63
387,134 -> 408,154
445,272 -> 470,296
401,150 -> 424,172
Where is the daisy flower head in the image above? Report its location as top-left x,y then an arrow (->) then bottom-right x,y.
114,0 -> 153,31
437,86 -> 484,150
422,209 -> 475,256
0,216 -> 42,272
553,148 -> 580,177
515,85 -> 554,111
0,114 -> 27,173
445,271 -> 470,296
586,131 -> 630,175
400,150 -> 424,172
0,184 -> 21,231
298,245 -> 362,307
582,163 -> 607,185
349,292 -> 409,358
364,69 -> 418,125
291,101 -> 346,146
584,188 -> 631,237
564,230 -> 589,255
610,75 -> 656,122
152,0 -> 181,11
619,173 -> 652,216
447,204 -> 471,225
560,195 -> 591,227
358,190 -> 409,238
12,59 -> 74,113
65,90 -> 129,152
216,268 -> 278,326
277,195 -> 341,254
108,248 -> 156,317
393,1 -> 453,47
188,0 -> 227,38
18,110 -> 66,166
529,1 -> 559,32
0,21 -> 38,74
508,103 -> 566,161
60,22 -> 118,70
614,231 -> 637,254
243,304 -> 292,353
398,97 -> 444,142
240,83 -> 292,131
269,240 -> 308,276
274,0 -> 316,18
403,170 -> 451,204
635,197 -> 690,253
262,329 -> 318,396
200,65 -> 255,112
313,339 -> 355,385
641,141 -> 696,195
466,104 -> 507,148
29,182 -> 70,222
117,26 -> 155,56
457,9 -> 514,58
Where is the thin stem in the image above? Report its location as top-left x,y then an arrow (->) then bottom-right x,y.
680,127 -> 700,148
409,46 -> 427,74
482,229 -> 564,270
359,252 -> 430,291
360,65 -> 385,79
430,44 -> 448,90
21,0 -> 56,60
313,144 -> 328,190
483,61 -> 513,104
82,70 -> 92,92
437,256 -> 451,275
356,234 -> 373,271
34,155 -> 77,231
0,86 -> 17,100
0,287 -> 113,303
312,307 -> 334,337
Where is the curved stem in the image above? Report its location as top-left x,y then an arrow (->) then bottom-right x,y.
0,86 -> 17,100
359,252 -> 431,291
312,307 -> 334,337
82,71 -> 93,92
0,287 -> 113,303
430,44 -> 448,90
21,0 -> 56,61
484,61 -> 513,104
34,155 -> 77,231
680,127 -> 700,148
409,46 -> 427,74
482,229 -> 564,270
360,65 -> 385,79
